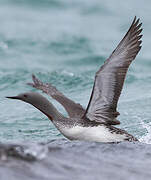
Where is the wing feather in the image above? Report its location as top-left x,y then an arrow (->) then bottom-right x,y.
83,17 -> 142,125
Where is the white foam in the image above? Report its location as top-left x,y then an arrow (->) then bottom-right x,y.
0,41 -> 8,50
139,121 -> 151,144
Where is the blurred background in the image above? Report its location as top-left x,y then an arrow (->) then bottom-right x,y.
0,0 -> 151,143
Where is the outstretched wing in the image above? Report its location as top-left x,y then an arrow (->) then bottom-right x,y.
28,75 -> 85,118
83,17 -> 142,125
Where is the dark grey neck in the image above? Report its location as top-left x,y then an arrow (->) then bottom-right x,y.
27,95 -> 65,122
23,92 -> 92,128
39,100 -> 64,122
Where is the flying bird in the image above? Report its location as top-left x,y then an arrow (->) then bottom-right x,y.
7,17 -> 142,142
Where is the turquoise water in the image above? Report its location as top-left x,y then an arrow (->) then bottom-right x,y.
0,0 -> 151,143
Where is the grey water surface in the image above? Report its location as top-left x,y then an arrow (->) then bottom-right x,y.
0,0 -> 151,179
1,140 -> 151,180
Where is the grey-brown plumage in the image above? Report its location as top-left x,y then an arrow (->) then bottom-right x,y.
8,17 -> 142,142
83,16 -> 142,125
27,75 -> 85,118
28,16 -> 142,126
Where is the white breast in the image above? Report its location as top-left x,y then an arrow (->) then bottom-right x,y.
59,125 -> 127,143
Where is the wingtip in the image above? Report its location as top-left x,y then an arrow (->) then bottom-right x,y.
132,16 -> 140,28
27,74 -> 37,87
32,74 -> 36,80
133,16 -> 137,23
27,82 -> 34,87
32,74 -> 39,84
131,16 -> 142,28
135,18 -> 140,25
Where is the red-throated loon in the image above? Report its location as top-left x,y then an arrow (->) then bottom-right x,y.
7,17 -> 142,142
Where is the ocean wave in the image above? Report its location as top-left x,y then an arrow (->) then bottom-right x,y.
0,140 -> 151,180
48,36 -> 92,55
2,0 -> 66,9
0,69 -> 30,91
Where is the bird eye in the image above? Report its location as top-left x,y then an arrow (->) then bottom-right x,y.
24,94 -> 28,98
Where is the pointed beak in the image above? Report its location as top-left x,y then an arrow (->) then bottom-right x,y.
6,96 -> 20,100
